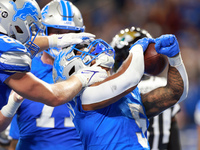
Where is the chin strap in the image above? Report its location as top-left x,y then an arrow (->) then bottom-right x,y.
168,54 -> 189,103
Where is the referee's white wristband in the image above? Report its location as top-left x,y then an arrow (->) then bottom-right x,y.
1,93 -> 23,118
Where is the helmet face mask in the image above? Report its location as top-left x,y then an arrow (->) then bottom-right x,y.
42,0 -> 85,58
30,22 -> 44,36
65,39 -> 115,66
53,39 -> 115,83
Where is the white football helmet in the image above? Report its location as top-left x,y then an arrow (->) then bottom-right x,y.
0,0 -> 43,58
41,0 -> 85,34
41,0 -> 85,58
53,39 -> 115,83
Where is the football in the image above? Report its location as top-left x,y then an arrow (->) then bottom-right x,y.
144,43 -> 167,76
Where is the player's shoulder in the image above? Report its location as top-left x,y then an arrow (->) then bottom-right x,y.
0,34 -> 27,53
0,34 -> 31,73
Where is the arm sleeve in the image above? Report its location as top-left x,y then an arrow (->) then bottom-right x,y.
168,54 -> 189,103
81,44 -> 144,104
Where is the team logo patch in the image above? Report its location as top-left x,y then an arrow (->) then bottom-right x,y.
10,1 -> 39,22
53,51 -> 67,82
41,5 -> 49,20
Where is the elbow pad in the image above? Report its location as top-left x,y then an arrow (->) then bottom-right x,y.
168,54 -> 189,103
81,44 -> 144,104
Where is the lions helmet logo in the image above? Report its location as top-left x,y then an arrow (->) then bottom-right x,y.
11,1 -> 39,22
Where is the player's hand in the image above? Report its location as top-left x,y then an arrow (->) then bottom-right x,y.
1,92 -> 24,118
155,34 -> 180,57
75,66 -> 108,87
48,32 -> 96,49
130,37 -> 155,52
13,92 -> 24,103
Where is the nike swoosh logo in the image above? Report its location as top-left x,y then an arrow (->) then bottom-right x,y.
81,70 -> 100,83
81,70 -> 99,74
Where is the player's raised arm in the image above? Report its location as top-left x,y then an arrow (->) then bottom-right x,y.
80,38 -> 155,110
141,34 -> 189,118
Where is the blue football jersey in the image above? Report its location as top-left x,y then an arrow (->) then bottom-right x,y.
9,56 -> 83,150
0,34 -> 31,109
68,87 -> 150,150
9,114 -> 19,140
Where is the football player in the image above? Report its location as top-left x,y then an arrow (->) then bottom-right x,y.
0,0 -> 107,132
53,34 -> 188,149
111,27 -> 181,150
8,1 -> 85,149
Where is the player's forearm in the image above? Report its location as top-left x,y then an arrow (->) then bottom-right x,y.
0,112 -> 12,132
33,36 -> 49,52
81,45 -> 144,110
144,35 -> 188,118
23,75 -> 82,107
48,76 -> 82,106
0,92 -> 23,130
143,54 -> 187,118
0,92 -> 23,132
6,72 -> 82,106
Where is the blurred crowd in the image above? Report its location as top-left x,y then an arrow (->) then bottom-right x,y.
14,0 -> 200,149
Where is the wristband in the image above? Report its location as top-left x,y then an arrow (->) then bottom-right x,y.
1,93 -> 23,118
47,35 -> 57,48
168,53 -> 183,67
74,74 -> 87,87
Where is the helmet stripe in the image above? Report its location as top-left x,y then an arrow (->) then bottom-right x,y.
60,0 -> 73,22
